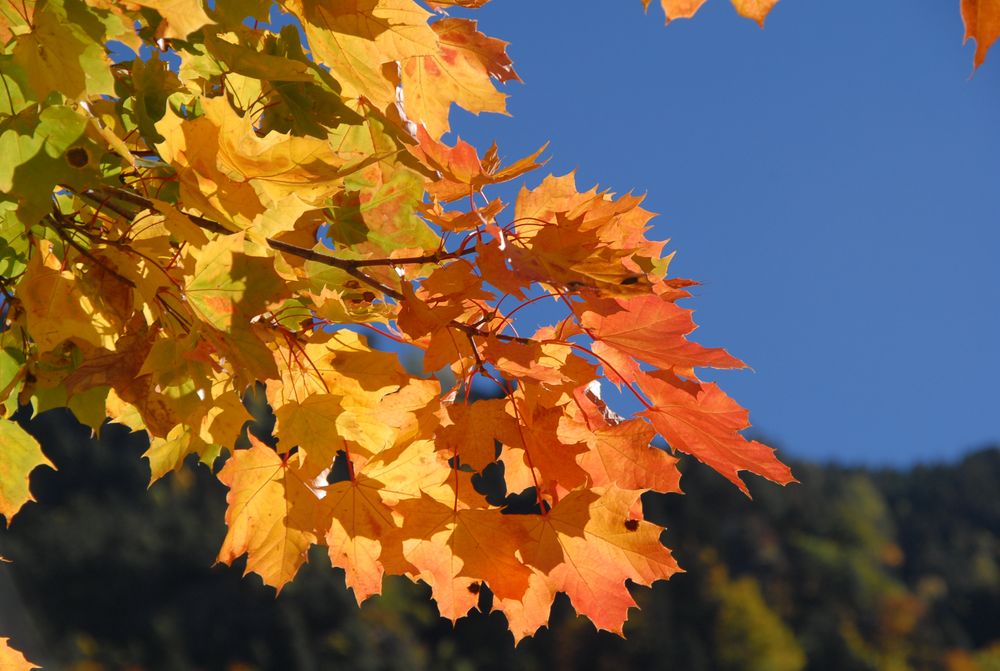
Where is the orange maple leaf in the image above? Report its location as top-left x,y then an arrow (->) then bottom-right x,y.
324,475 -> 398,604
962,0 -> 1000,68
497,487 -> 681,640
582,294 -> 745,381
325,437 -> 453,603
644,0 -> 778,26
436,399 -> 512,471
387,482 -> 534,621
409,126 -> 545,203
577,419 -> 684,493
638,370 -> 796,495
0,637 -> 39,671
216,436 -> 331,591
401,18 -> 519,138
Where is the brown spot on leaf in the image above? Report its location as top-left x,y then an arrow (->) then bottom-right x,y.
66,147 -> 90,168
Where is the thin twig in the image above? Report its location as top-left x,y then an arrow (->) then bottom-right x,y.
47,212 -> 137,288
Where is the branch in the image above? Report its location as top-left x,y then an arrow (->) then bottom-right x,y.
266,239 -> 533,345
88,187 -> 232,235
47,210 -> 137,288
264,237 -> 473,271
74,186 -> 537,346
77,189 -> 140,222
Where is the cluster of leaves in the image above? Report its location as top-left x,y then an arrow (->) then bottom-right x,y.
3,0 -> 990,662
645,0 -> 1000,68
0,0 -> 799,652
4,410 -> 998,669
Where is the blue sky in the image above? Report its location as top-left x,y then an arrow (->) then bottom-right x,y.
446,0 -> 1000,466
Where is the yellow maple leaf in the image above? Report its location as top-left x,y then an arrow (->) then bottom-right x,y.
401,18 -> 518,139
127,0 -> 215,39
16,240 -> 105,353
0,419 -> 54,525
0,637 -> 39,671
284,0 -> 438,107
324,475 -> 397,604
216,436 -> 331,591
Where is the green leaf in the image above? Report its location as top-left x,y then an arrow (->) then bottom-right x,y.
0,105 -> 97,226
67,385 -> 110,432
117,52 -> 183,145
0,206 -> 29,277
0,336 -> 25,404
0,55 -> 33,118
12,0 -> 115,101
250,25 -> 359,137
205,30 -> 315,83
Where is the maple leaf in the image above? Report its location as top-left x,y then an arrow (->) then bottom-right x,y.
0,637 -> 39,671
11,0 -> 115,101
576,419 -> 684,493
16,245 -> 89,352
327,171 -> 440,257
128,0 -> 215,39
436,398 -> 511,471
496,487 -> 681,640
581,294 -> 745,381
962,0 -> 1000,68
646,0 -> 708,23
142,381 -> 248,483
638,370 -> 795,495
154,108 -> 265,228
183,232 -> 285,331
389,486 -> 534,621
482,337 -> 594,387
0,104 -> 105,227
0,419 -> 54,525
408,126 -> 545,203
216,435 -> 331,591
284,0 -> 438,108
324,475 -> 398,604
144,424 -> 201,483
506,173 -> 667,295
731,0 -> 779,27
644,0 -> 778,26
401,18 -> 519,139
205,97 -> 361,207
267,329 -> 440,475
498,400 -> 590,495
0,0 -> 862,644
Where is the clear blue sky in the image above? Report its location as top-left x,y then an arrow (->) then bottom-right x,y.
446,0 -> 1000,466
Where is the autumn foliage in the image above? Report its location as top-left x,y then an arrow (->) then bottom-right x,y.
646,0 -> 1000,67
0,0 -> 992,660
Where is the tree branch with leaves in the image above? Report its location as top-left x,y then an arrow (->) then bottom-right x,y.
1,0 -> 991,660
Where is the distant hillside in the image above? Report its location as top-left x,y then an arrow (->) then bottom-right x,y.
0,409 -> 997,670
